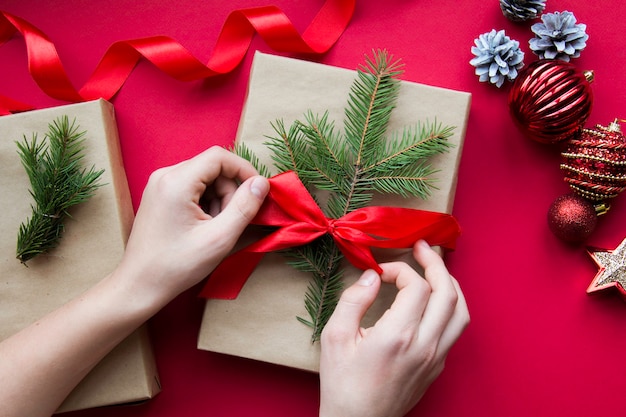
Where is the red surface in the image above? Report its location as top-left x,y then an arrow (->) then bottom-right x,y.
1,1 -> 625,416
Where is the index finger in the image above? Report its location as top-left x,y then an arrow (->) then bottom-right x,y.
376,261 -> 432,332
172,146 -> 259,192
413,240 -> 460,346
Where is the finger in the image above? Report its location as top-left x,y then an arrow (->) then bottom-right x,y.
193,146 -> 258,182
175,146 -> 259,193
322,270 -> 381,346
203,176 -> 239,216
436,276 -> 470,354
413,240 -> 459,345
209,175 -> 270,239
377,261 -> 431,330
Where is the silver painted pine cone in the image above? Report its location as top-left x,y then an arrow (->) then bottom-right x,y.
529,11 -> 589,61
470,29 -> 524,88
500,0 -> 546,22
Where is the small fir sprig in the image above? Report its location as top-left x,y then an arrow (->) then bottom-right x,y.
235,50 -> 455,342
16,116 -> 104,263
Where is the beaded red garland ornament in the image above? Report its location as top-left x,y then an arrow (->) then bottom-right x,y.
561,121 -> 626,201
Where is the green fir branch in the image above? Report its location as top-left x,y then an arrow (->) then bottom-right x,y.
16,116 -> 104,263
231,142 -> 272,178
367,121 -> 455,173
245,49 -> 455,342
345,52 -> 404,168
289,236 -> 343,339
295,111 -> 350,192
265,119 -> 312,176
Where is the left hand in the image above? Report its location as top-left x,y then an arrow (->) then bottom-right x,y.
114,146 -> 270,307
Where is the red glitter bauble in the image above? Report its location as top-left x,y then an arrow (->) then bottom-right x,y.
548,194 -> 597,243
509,60 -> 594,144
561,120 -> 626,202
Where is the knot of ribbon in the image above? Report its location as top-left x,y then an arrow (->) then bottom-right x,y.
200,171 -> 461,299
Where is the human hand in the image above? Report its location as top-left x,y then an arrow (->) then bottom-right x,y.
114,146 -> 269,308
319,240 -> 469,417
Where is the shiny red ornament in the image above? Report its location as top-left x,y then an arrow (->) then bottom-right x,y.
547,194 -> 597,243
561,120 -> 626,202
509,59 -> 594,144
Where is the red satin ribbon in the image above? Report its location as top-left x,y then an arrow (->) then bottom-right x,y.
0,0 -> 356,115
200,171 -> 461,299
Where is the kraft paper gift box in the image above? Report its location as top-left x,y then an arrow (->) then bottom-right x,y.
0,99 -> 160,413
198,52 -> 471,372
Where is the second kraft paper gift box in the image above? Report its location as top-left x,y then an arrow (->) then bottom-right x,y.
198,52 -> 471,372
0,99 -> 160,413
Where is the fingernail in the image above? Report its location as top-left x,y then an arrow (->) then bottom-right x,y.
358,269 -> 378,287
250,176 -> 269,199
418,239 -> 430,250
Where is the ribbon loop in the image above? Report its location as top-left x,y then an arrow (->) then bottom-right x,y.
200,171 -> 461,299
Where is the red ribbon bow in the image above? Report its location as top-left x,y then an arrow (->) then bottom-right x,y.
200,171 -> 461,299
0,0 -> 356,114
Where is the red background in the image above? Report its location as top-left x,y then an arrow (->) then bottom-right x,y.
1,1 -> 625,416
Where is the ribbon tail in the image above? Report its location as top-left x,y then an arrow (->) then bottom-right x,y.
415,216 -> 461,250
199,251 -> 266,299
334,238 -> 383,274
0,94 -> 34,115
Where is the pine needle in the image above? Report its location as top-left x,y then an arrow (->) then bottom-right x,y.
231,142 -> 272,178
16,116 -> 105,263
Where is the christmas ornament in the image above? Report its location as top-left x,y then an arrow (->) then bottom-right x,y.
529,11 -> 588,62
508,59 -> 594,144
548,120 -> 626,242
470,29 -> 524,88
547,194 -> 597,243
561,120 -> 626,202
499,0 -> 546,22
587,237 -> 626,298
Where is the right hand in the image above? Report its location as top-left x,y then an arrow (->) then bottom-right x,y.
319,240 -> 469,417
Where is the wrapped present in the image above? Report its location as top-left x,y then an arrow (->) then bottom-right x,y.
0,99 -> 160,412
198,52 -> 471,372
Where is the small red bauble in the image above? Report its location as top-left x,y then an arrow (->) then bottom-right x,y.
509,60 -> 594,144
547,194 -> 597,243
561,120 -> 626,202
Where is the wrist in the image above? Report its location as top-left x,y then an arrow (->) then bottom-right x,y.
99,264 -> 170,324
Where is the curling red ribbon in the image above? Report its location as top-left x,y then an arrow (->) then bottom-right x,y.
0,0 -> 356,115
200,171 -> 461,299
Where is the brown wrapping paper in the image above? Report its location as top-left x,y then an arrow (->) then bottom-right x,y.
198,52 -> 471,372
0,100 -> 160,412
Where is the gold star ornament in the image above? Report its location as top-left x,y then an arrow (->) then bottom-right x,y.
587,237 -> 626,297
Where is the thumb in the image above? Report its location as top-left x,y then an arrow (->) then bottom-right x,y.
324,270 -> 381,342
213,175 -> 269,236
